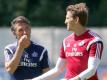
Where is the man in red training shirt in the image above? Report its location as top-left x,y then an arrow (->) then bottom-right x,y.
32,2 -> 103,80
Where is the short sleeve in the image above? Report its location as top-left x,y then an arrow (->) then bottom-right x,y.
60,43 -> 66,58
4,48 -> 13,61
39,49 -> 49,69
88,42 -> 103,59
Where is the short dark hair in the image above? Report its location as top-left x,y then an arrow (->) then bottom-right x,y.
66,3 -> 88,26
11,16 -> 30,31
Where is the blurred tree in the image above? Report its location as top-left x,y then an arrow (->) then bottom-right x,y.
0,0 -> 27,26
62,0 -> 101,12
98,0 -> 107,26
26,0 -> 65,26
0,0 -> 106,27
88,0 -> 107,27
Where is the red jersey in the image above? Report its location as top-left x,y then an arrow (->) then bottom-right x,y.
60,30 -> 103,80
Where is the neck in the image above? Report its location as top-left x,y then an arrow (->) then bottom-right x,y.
74,25 -> 87,36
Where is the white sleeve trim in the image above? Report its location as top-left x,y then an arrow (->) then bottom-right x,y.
39,48 -> 46,61
78,57 -> 100,80
33,57 -> 66,80
4,47 -> 14,54
4,47 -> 14,61
87,37 -> 102,51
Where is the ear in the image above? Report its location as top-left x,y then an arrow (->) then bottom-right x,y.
12,31 -> 18,39
75,17 -> 79,24
12,31 -> 16,36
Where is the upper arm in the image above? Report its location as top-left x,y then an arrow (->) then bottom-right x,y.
78,42 -> 103,79
4,48 -> 14,72
60,43 -> 66,59
4,48 -> 13,62
55,57 -> 66,72
88,42 -> 103,59
4,48 -> 13,68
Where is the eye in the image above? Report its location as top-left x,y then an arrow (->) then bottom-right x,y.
18,28 -> 23,32
25,26 -> 30,31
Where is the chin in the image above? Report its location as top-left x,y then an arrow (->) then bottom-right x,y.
67,26 -> 70,31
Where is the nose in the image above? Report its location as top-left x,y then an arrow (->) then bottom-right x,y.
65,19 -> 67,24
23,30 -> 27,35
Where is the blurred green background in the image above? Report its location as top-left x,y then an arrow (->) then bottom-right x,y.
0,0 -> 107,27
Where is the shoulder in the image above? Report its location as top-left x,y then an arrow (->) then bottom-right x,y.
4,42 -> 17,54
88,30 -> 103,42
87,30 -> 103,50
31,41 -> 47,50
5,42 -> 17,50
63,33 -> 74,45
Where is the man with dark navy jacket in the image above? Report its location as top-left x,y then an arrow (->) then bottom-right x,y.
4,16 -> 50,80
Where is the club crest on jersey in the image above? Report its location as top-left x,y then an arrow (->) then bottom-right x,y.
32,52 -> 38,57
78,40 -> 85,46
66,43 -> 70,47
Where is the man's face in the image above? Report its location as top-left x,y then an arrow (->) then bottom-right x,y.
13,23 -> 31,40
65,11 -> 76,31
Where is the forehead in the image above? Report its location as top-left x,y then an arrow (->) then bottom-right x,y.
66,11 -> 73,17
14,23 -> 30,30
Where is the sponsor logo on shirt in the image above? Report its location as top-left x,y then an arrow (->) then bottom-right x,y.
66,52 -> 83,57
19,62 -> 37,67
19,51 -> 38,67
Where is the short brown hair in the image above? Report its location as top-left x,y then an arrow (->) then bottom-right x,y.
66,3 -> 88,26
11,16 -> 30,31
